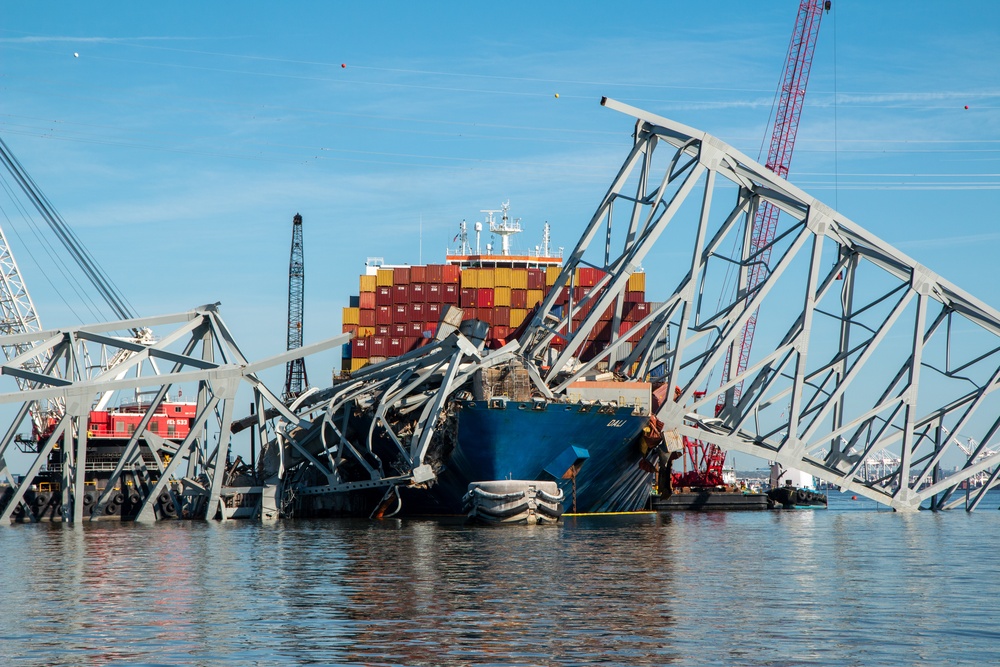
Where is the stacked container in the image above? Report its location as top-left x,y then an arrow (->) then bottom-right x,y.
341,263 -> 651,373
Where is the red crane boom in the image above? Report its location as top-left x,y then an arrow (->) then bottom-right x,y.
678,0 -> 830,489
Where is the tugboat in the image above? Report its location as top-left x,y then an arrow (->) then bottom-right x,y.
766,464 -> 828,509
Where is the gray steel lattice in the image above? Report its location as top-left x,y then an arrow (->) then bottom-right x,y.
520,98 -> 1000,511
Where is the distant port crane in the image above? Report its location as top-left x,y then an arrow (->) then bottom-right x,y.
283,213 -> 308,401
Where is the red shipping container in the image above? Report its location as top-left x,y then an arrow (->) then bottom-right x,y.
405,336 -> 421,352
510,289 -> 527,309
460,288 -> 478,308
376,305 -> 392,325
392,323 -> 407,337
392,284 -> 408,303
371,336 -> 388,357
342,324 -> 359,335
492,325 -> 510,340
426,283 -> 443,303
408,302 -> 425,322
493,306 -> 510,327
388,337 -> 405,357
358,292 -> 376,309
407,321 -> 424,336
359,308 -> 376,327
477,308 -> 494,325
410,265 -> 427,283
426,303 -> 442,322
392,304 -> 408,323
426,264 -> 444,283
442,265 -> 460,283
573,286 -> 591,302
376,285 -> 393,306
409,283 -> 426,302
577,267 -> 606,287
352,337 -> 370,359
393,267 -> 410,285
443,283 -> 459,304
527,269 -> 545,290
624,290 -> 644,303
477,288 -> 494,309
554,287 -> 569,305
376,324 -> 391,336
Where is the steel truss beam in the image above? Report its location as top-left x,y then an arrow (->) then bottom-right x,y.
0,303 -> 347,523
522,98 -> 1000,511
267,317 -> 532,513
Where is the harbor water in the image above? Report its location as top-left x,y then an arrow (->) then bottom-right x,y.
2,492 -> 1000,666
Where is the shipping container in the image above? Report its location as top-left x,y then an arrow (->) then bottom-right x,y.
349,295 -> 360,308
342,307 -> 360,325
510,308 -> 528,328
624,290 -> 645,303
426,264 -> 444,283
476,308 -> 493,325
528,268 -> 545,290
392,323 -> 407,337
443,283 -> 459,303
359,292 -> 376,309
359,308 -> 376,327
350,358 -> 367,373
494,267 -> 513,287
425,283 -> 442,303
376,285 -> 393,306
410,265 -> 427,283
478,269 -> 496,289
392,284 -> 409,303
392,304 -> 408,324
342,323 -> 358,335
407,321 -> 424,336
442,264 -> 460,283
376,324 -> 391,337
359,274 -> 377,293
460,288 -> 477,308
376,305 -> 392,325
408,302 -> 426,322
493,306 -> 510,327
426,302 -> 442,322
388,337 -> 405,357
393,267 -> 410,285
494,286 -> 512,307
376,268 -> 394,287
477,288 -> 495,309
546,266 -> 561,287
357,326 -> 376,338
577,267 -> 606,287
371,336 -> 388,357
527,289 -> 544,308
627,271 -> 646,292
511,268 -> 529,290
460,268 -> 478,289
492,325 -> 510,340
352,337 -> 370,359
409,283 -> 426,302
510,289 -> 527,309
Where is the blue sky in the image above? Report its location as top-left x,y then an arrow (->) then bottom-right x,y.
1,0 -> 999,393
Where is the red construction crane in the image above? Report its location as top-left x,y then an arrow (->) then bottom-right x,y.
677,0 -> 830,488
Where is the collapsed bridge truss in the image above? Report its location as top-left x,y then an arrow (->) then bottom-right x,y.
520,98 -> 1000,511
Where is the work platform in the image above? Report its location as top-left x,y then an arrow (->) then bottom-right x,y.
652,491 -> 768,511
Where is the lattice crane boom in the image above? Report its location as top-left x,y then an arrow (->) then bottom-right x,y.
720,0 -> 830,410
283,213 -> 308,400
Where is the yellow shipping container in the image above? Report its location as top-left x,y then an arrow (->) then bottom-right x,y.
511,269 -> 529,290
510,308 -> 528,328
627,272 -> 646,292
351,358 -> 368,372
461,268 -> 479,289
494,287 -> 512,307
376,268 -> 394,287
546,266 -> 561,286
494,267 -> 513,287
478,268 -> 496,289
342,307 -> 360,325
359,274 -> 377,293
526,289 -> 544,308
357,326 -> 376,338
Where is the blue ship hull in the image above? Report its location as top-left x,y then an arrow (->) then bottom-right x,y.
404,400 -> 652,514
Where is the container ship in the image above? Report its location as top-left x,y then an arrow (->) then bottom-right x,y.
330,203 -> 658,515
